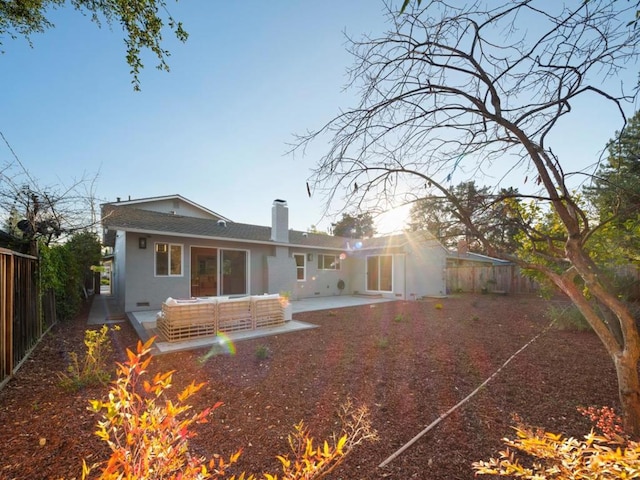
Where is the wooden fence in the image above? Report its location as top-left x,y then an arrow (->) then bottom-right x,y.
609,264 -> 640,300
0,248 -> 56,387
446,263 -> 640,298
446,264 -> 540,294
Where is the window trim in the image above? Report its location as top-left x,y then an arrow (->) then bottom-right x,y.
294,253 -> 306,281
155,242 -> 184,277
317,254 -> 341,271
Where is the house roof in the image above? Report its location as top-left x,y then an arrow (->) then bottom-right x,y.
447,251 -> 512,265
0,229 -> 29,254
102,194 -> 231,222
102,204 -> 440,252
102,205 -> 351,250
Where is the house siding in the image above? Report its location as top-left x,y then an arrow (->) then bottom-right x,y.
404,241 -> 447,298
266,246 -> 296,296
288,249 -> 351,300
125,233 -> 188,311
122,234 -> 275,311
113,231 -> 127,313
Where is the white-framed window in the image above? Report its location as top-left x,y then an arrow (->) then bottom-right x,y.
155,242 -> 183,276
294,253 -> 306,281
317,254 -> 340,270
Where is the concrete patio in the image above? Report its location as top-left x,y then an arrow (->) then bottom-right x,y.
88,294 -> 395,354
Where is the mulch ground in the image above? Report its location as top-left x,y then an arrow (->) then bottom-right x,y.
0,294 -> 619,479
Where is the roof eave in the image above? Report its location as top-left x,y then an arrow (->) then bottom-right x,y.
104,226 -> 347,251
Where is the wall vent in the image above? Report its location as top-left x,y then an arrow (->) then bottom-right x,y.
136,302 -> 150,307
217,220 -> 227,227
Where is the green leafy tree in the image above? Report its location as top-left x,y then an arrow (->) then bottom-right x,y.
297,1 -> 640,435
39,231 -> 101,320
307,224 -> 329,235
332,212 -> 376,238
40,240 -> 80,320
67,230 -> 102,291
0,0 -> 187,90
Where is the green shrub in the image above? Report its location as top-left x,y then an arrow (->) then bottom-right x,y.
255,344 -> 271,360
58,325 -> 116,391
39,232 -> 101,321
547,304 -> 592,331
393,313 -> 408,323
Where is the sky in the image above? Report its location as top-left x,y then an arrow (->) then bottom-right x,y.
1,1 -> 639,236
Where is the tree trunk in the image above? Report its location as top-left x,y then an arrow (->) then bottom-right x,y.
558,243 -> 640,438
615,349 -> 640,437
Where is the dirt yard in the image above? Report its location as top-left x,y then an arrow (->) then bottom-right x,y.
0,295 -> 619,479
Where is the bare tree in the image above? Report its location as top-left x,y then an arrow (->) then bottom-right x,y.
0,133 -> 101,252
296,1 -> 640,434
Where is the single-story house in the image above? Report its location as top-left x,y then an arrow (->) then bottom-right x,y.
101,195 -> 448,312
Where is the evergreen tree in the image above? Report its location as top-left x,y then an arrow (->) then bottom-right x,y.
586,110 -> 640,262
332,212 -> 376,238
409,182 -> 521,254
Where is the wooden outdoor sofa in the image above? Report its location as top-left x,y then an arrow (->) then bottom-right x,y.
156,294 -> 286,343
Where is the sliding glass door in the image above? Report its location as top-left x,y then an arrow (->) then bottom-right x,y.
190,247 -> 248,297
366,255 -> 393,292
191,248 -> 217,296
221,249 -> 248,295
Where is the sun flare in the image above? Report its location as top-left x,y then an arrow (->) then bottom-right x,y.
375,204 -> 412,235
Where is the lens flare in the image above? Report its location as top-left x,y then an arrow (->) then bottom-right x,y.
198,333 -> 237,363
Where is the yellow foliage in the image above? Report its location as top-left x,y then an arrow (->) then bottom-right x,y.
82,338 -> 377,480
58,325 -> 117,391
473,419 -> 639,479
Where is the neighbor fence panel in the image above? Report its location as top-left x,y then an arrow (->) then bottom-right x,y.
0,250 -> 12,384
611,264 -> 640,300
0,248 -> 53,387
12,252 -> 40,368
446,264 -> 539,294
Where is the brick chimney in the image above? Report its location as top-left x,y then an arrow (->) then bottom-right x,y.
271,199 -> 289,242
